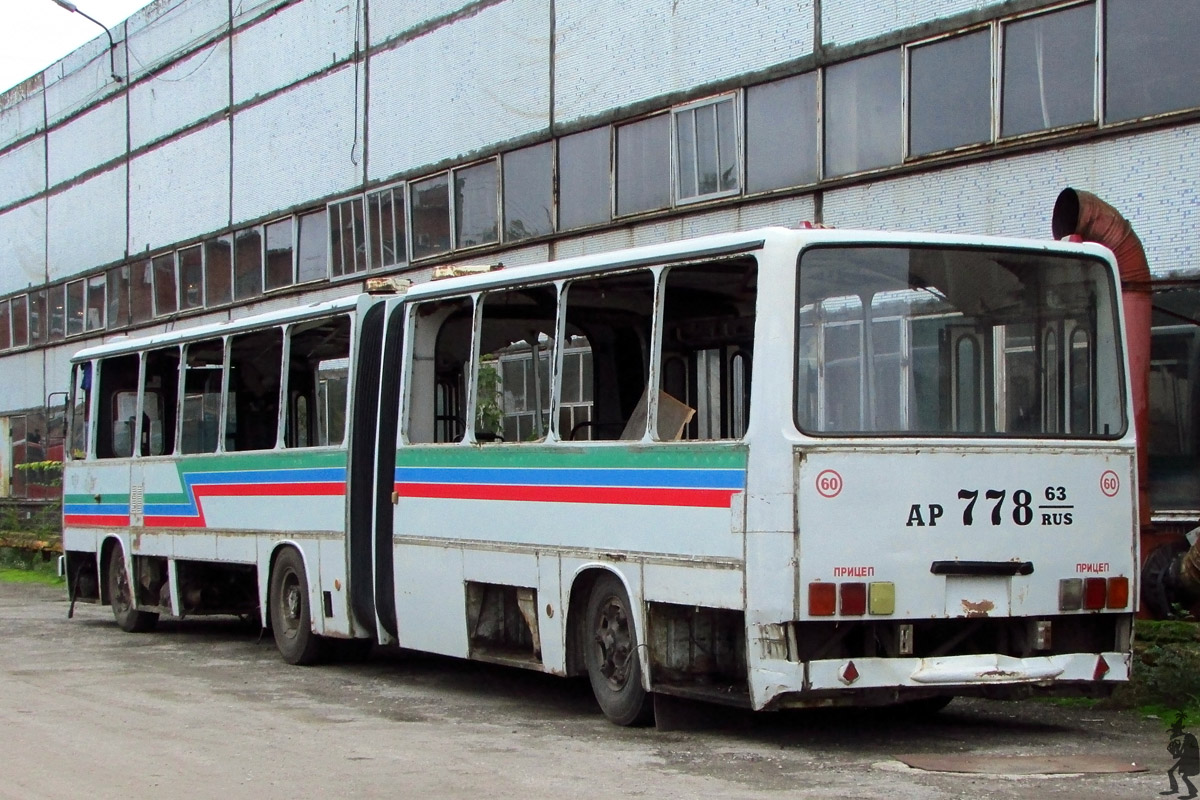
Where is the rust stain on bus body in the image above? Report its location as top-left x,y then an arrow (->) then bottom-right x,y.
961,598 -> 994,617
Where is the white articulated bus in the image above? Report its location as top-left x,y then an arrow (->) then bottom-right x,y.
62,226 -> 1137,725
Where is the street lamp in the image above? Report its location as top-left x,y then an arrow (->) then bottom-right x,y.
49,0 -> 123,84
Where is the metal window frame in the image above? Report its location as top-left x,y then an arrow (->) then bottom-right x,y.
452,157 -> 501,252
613,112 -> 672,218
904,23 -> 996,160
176,243 -> 206,312
365,181 -> 409,270
408,171 -> 454,262
84,272 -> 106,332
671,92 -> 743,206
500,141 -> 556,244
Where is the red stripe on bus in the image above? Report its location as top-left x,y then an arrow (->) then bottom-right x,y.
191,482 -> 346,498
394,482 -> 738,508
143,516 -> 208,528
63,514 -> 130,527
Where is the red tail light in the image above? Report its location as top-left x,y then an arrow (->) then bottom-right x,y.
809,582 -> 836,616
1083,577 -> 1107,610
1106,577 -> 1130,609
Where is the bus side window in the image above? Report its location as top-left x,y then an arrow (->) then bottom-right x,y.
561,271 -> 654,441
286,315 -> 351,448
96,354 -> 139,458
68,363 -> 91,460
475,286 -> 557,443
658,258 -> 757,440
142,346 -> 180,456
181,338 -> 225,454
407,297 -> 473,444
227,328 -> 283,451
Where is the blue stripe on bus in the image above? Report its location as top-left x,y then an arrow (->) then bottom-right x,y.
392,466 -> 745,490
64,503 -> 130,515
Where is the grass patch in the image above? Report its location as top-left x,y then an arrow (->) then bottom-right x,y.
0,547 -> 63,586
0,567 -> 63,586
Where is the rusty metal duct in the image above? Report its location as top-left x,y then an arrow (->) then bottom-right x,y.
1051,188 -> 1152,528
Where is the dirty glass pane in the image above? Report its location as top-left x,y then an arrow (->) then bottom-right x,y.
66,279 -> 85,336
264,217 -> 294,291
130,259 -> 154,324
558,127 -> 610,231
107,265 -> 130,328
11,295 -> 28,347
1106,0 -> 1200,122
296,210 -> 327,283
234,227 -> 262,300
675,96 -> 740,202
411,174 -> 451,259
616,115 -> 670,216
1001,3 -> 1096,137
205,235 -> 233,306
182,339 -> 224,455
747,73 -> 819,192
824,49 -> 902,177
86,274 -> 105,331
503,143 -> 553,242
48,284 -> 65,340
909,30 -> 991,157
153,253 -> 177,316
0,300 -> 9,350
178,245 -> 204,310
454,160 -> 499,249
28,290 -> 45,344
367,186 -> 405,269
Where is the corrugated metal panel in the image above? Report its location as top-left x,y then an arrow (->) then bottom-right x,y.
232,66 -> 361,223
47,165 -> 127,282
554,0 -> 814,127
47,96 -> 127,187
0,200 -> 47,295
233,0 -> 359,104
125,0 -> 229,81
370,0 -> 476,46
0,349 -> 50,411
128,120 -> 230,253
43,35 -> 127,125
368,0 -> 550,181
130,40 -> 230,149
822,123 -> 1200,278
0,139 -> 46,208
0,85 -> 46,150
821,0 -> 998,48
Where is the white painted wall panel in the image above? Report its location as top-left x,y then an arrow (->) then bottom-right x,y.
821,0 -> 998,47
0,139 -> 46,208
43,345 -> 76,402
369,0 -> 474,46
554,0 -> 814,126
47,166 -> 127,281
130,41 -> 230,148
368,0 -> 550,181
43,35 -> 127,124
0,88 -> 45,150
125,0 -> 229,80
822,124 -> 1200,279
0,200 -> 47,295
47,97 -> 127,187
232,67 -> 361,223
0,350 -> 48,412
233,0 -> 359,103
129,121 -> 230,253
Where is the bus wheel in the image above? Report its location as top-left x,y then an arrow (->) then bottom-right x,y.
269,547 -> 323,665
106,545 -> 158,633
583,574 -> 653,726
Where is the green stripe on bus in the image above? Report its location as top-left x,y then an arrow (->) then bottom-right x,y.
395,443 -> 748,470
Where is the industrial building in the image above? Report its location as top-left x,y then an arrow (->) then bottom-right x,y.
0,0 -> 1197,520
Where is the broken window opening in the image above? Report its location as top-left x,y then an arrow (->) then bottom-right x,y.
227,329 -> 283,452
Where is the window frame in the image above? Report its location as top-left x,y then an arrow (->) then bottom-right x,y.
366,182 -> 408,270
904,25 -> 995,160
671,93 -> 743,206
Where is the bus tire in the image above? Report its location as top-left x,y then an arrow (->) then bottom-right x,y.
583,573 -> 653,726
269,547 -> 323,665
106,545 -> 158,633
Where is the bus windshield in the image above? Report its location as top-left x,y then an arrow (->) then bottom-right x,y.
795,245 -> 1125,437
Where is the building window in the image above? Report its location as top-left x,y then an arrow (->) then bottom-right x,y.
178,245 -> 204,311
66,279 -> 85,336
1105,0 -> 1200,123
296,210 -> 327,283
908,30 -> 991,157
746,72 -> 819,193
234,227 -> 263,300
503,142 -> 553,242
11,295 -> 28,347
1001,3 -> 1096,137
454,160 -> 499,249
205,235 -> 233,306
264,217 -> 294,292
28,290 -> 45,344
47,285 -> 65,340
107,265 -> 130,328
330,197 -> 366,277
85,273 -> 105,331
558,127 -> 611,231
0,300 -> 9,350
616,114 -> 670,216
152,253 -> 177,316
673,94 -> 740,203
411,174 -> 451,260
367,185 -> 406,269
130,259 -> 154,324
824,49 -> 903,177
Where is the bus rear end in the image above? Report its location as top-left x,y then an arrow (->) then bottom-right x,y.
754,237 -> 1136,710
